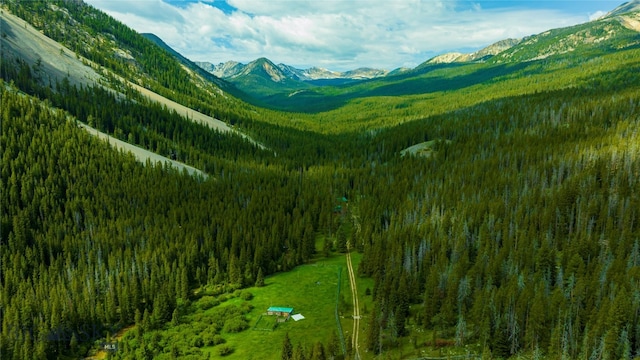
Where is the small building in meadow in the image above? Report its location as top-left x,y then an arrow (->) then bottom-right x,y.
267,306 -> 294,318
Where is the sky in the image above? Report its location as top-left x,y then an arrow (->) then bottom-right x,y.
83,0 -> 624,71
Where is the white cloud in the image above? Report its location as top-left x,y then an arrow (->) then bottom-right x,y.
84,0 -> 593,71
589,10 -> 608,21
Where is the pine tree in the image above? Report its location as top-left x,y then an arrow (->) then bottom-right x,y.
282,332 -> 293,360
70,332 -> 78,354
293,343 -> 307,360
323,237 -> 332,258
311,341 -> 326,360
171,308 -> 180,327
135,309 -> 143,339
366,303 -> 382,354
255,267 -> 265,287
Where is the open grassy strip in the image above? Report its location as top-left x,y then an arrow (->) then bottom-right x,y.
344,250 -> 360,358
342,252 -> 375,359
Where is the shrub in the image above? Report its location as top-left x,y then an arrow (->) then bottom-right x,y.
198,296 -> 219,311
223,317 -> 249,333
212,335 -> 226,345
240,291 -> 253,301
191,336 -> 204,348
202,333 -> 226,347
218,344 -> 233,356
240,301 -> 254,313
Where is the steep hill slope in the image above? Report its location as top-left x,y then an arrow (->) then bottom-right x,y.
1,0 -> 261,127
1,9 -> 209,175
0,8 -> 102,88
140,33 -> 246,99
0,3 -> 266,165
493,3 -> 640,63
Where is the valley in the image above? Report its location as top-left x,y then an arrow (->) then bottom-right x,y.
2,1 -> 640,360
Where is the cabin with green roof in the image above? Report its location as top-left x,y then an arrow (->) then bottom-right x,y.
267,306 -> 294,318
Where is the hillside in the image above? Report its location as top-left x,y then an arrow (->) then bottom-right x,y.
2,0 -> 640,360
492,2 -> 640,63
0,9 -> 213,177
140,33 -> 246,99
249,4 -> 640,114
0,7 -> 102,88
0,3 -> 267,156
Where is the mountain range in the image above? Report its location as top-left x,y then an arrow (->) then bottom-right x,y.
193,37 -> 523,91
196,59 -> 389,82
191,37 -> 530,100
191,1 -> 640,102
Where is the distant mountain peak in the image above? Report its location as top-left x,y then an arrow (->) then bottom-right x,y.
241,57 -> 288,82
426,52 -> 465,64
197,59 -> 388,82
602,0 -> 640,32
423,38 -> 521,66
605,0 -> 640,18
195,61 -> 244,78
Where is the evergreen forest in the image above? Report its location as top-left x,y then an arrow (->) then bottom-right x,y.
2,0 -> 640,359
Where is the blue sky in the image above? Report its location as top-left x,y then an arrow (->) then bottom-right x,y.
84,0 -> 624,71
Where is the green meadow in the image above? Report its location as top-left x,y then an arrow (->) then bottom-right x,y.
217,255 -> 349,359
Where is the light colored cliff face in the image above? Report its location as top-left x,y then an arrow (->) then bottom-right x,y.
0,8 -> 102,88
616,11 -> 640,32
602,0 -> 640,32
427,52 -> 465,64
425,38 -> 522,65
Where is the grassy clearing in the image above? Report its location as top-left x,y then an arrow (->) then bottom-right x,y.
399,139 -> 452,158
212,254 -> 347,359
95,248 -> 481,359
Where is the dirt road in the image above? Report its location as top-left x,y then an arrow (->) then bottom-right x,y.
346,249 -> 361,359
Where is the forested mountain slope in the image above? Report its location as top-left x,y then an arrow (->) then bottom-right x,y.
0,3 -> 270,172
2,0 -> 640,359
0,0 -> 256,123
356,84 -> 640,359
0,84 -> 323,359
256,4 -> 640,113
